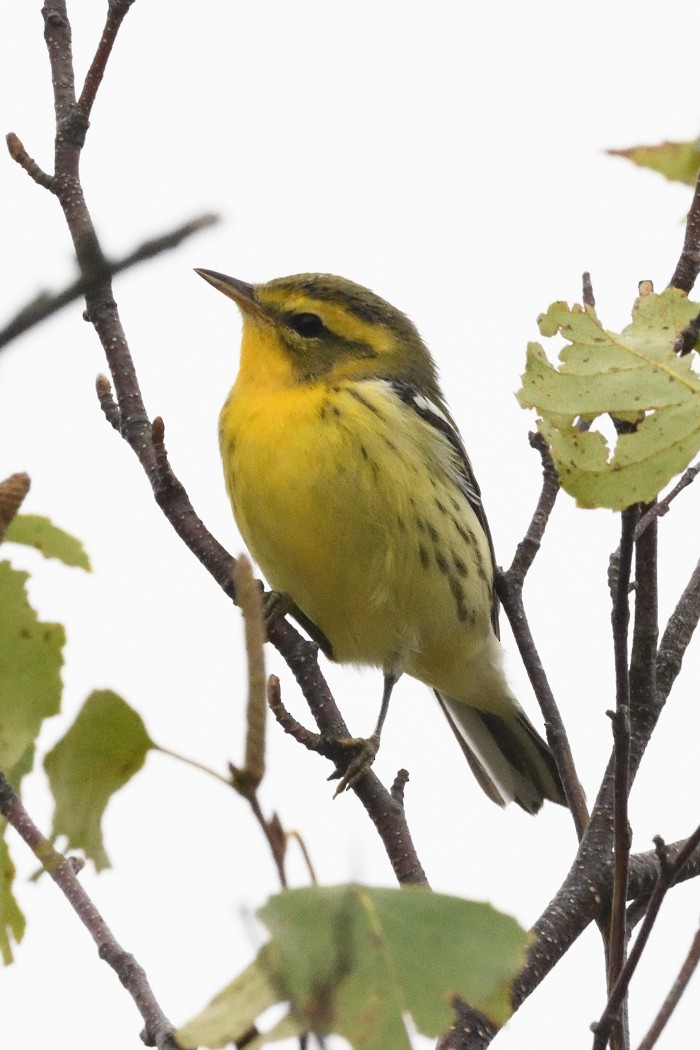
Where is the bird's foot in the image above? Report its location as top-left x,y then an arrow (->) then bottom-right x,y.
263,590 -> 294,631
329,732 -> 380,796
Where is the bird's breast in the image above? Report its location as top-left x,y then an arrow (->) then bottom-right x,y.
219,378 -> 494,673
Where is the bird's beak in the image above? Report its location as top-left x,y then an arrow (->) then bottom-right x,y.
194,269 -> 267,320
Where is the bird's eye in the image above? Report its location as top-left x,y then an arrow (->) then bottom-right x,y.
288,312 -> 326,338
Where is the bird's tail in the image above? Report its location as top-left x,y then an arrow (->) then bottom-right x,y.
435,692 -> 566,814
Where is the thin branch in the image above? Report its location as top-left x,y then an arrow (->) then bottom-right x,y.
606,507 -> 637,1008
0,212 -> 218,349
635,463 -> 700,538
5,132 -> 54,190
593,706 -> 631,1050
656,557 -> 700,704
153,745 -> 233,787
0,772 -> 178,1050
606,706 -> 631,994
594,825 -> 700,1049
635,923 -> 700,1050
96,373 -> 122,431
43,2 -> 78,131
496,432 -> 588,837
506,431 -> 560,585
230,555 -> 267,795
628,506 -> 659,770
267,674 -> 325,753
449,829 -> 700,1050
269,673 -> 429,886
285,830 -> 319,885
669,165 -> 700,292
77,0 -> 135,121
593,838 -> 670,1049
246,794 -> 288,889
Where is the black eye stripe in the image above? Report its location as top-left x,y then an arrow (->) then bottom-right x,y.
287,312 -> 326,338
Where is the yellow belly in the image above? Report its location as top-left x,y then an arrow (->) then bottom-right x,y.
220,376 -> 496,696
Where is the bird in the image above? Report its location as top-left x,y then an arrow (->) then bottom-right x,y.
196,268 -> 565,813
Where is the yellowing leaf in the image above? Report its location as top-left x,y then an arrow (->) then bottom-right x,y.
608,139 -> 700,187
4,514 -> 91,571
177,884 -> 529,1050
44,691 -> 153,870
518,288 -> 700,509
0,562 -> 64,772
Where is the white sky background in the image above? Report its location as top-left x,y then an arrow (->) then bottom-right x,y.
2,1 -> 700,1047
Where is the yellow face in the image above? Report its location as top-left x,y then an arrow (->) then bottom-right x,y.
196,269 -> 443,397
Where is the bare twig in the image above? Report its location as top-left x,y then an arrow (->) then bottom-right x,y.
656,557 -> 700,704
635,464 -> 700,538
669,165 -> 700,292
77,0 -> 135,121
607,706 -> 631,985
267,675 -> 430,884
496,432 -> 588,838
606,508 -> 637,1007
267,673 -> 325,753
5,132 -> 54,189
246,794 -> 288,888
593,706 -> 631,1050
594,825 -> 700,1049
0,212 -> 218,350
230,555 -> 267,795
636,923 -> 700,1050
390,769 -> 410,805
0,772 -> 178,1050
154,745 -> 232,787
506,432 -> 560,584
95,374 -> 122,431
448,829 -> 700,1050
285,830 -> 319,884
583,271 -> 596,308
629,507 -> 659,772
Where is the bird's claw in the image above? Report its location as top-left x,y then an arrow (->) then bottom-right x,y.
263,590 -> 293,631
329,732 -> 380,796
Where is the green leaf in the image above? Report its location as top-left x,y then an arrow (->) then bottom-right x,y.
177,952 -> 303,1050
517,288 -> 700,509
44,691 -> 154,871
0,749 -> 34,965
4,515 -> 91,571
608,139 -> 700,187
0,831 -> 25,965
0,561 -> 64,772
177,884 -> 529,1049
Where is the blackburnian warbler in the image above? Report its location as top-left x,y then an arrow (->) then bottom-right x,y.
196,269 -> 565,813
